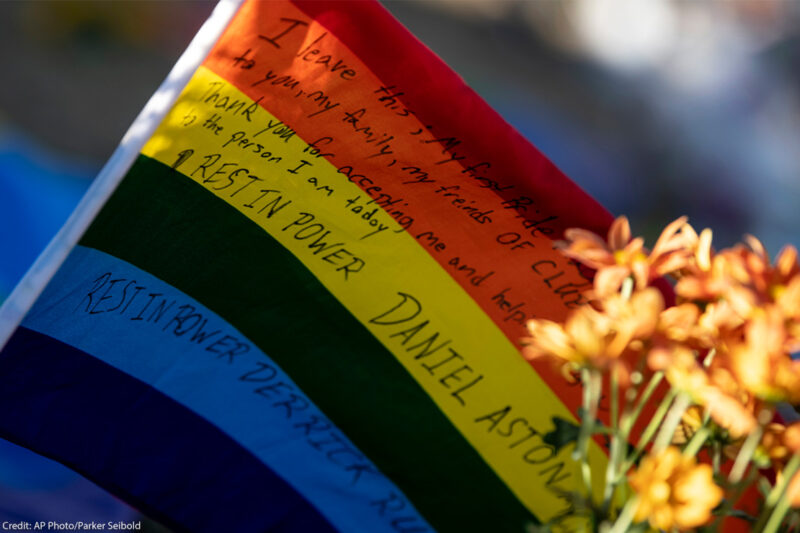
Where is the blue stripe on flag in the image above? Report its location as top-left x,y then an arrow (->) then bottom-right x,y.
20,244 -> 431,533
0,326 -> 337,533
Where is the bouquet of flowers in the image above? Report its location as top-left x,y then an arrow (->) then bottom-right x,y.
522,216 -> 800,532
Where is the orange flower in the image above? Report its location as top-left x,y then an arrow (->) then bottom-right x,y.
738,236 -> 799,298
677,236 -> 800,322
691,227 -> 714,273
789,470 -> 800,508
600,288 -> 664,354
730,306 -> 800,403
699,384 -> 757,439
757,423 -> 791,467
629,446 -> 723,531
648,218 -> 703,280
776,275 -> 800,350
671,405 -> 704,446
652,302 -> 797,437
647,344 -> 757,439
648,345 -> 708,398
523,288 -> 663,373
696,301 -> 744,346
785,422 -> 800,453
656,302 -> 741,349
559,216 -> 642,271
675,247 -> 744,303
777,275 -> 800,319
781,425 -> 800,507
658,303 -> 702,344
559,216 -> 695,297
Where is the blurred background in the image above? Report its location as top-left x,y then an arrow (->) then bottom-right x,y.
1,0 -> 799,527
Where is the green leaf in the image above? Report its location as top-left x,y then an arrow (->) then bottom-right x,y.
543,416 -> 581,453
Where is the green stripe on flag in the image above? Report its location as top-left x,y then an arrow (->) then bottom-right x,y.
79,154 -> 539,533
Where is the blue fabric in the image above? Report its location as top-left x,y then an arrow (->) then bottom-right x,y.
0,326 -> 338,533
0,131 -> 93,300
21,244 -> 429,533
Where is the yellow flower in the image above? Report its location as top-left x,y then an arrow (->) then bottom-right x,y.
677,236 -> 800,322
629,446 -> 723,531
652,302 -> 798,436
647,344 -> 757,439
698,383 -> 756,439
671,405 -> 703,446
696,301 -> 744,346
730,306 -> 800,403
785,422 -> 800,454
739,236 -> 799,297
559,216 -> 641,271
756,423 -> 791,467
658,303 -> 702,344
675,247 -> 743,303
657,302 -> 741,349
522,307 -> 609,371
601,288 -> 664,355
647,345 -> 708,398
693,227 -> 714,272
776,275 -> 800,351
559,216 -> 694,297
777,274 -> 800,319
522,288 -> 663,373
672,405 -> 703,446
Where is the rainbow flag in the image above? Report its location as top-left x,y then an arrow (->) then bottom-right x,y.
0,1 -> 614,531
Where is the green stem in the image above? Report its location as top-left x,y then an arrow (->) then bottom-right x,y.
769,455 -> 800,508
652,392 -> 691,454
600,275 -> 635,518
728,424 -> 764,484
602,437 -> 622,518
611,365 -> 620,437
621,371 -> 664,436
709,468 -> 758,531
762,493 -> 793,533
602,366 -> 622,516
683,408 -> 712,457
683,425 -> 711,457
575,368 -> 602,501
756,454 -> 800,532
712,441 -> 721,476
609,496 -> 640,533
621,386 -> 677,473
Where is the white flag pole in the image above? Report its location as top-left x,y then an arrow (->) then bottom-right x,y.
0,0 -> 243,350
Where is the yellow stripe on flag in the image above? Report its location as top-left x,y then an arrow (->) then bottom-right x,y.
142,66 -> 606,523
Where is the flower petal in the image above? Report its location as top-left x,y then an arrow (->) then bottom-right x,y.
608,216 -> 631,251
651,216 -> 689,257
